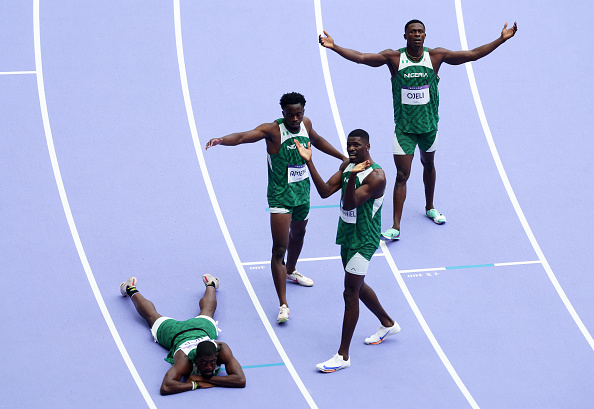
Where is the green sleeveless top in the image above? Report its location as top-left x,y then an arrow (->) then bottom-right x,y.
267,119 -> 310,207
391,47 -> 440,133
335,162 -> 384,249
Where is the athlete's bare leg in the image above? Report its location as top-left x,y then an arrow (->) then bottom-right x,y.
420,150 -> 436,211
391,154 -> 414,230
270,213 -> 292,307
337,271 -> 365,361
359,282 -> 395,328
130,292 -> 162,328
285,219 -> 308,275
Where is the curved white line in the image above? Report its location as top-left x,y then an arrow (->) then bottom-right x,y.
33,2 -> 157,407
314,1 -> 480,408
172,2 -> 318,408
454,0 -> 594,351
313,0 -> 347,156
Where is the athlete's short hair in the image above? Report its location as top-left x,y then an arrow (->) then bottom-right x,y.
195,340 -> 217,359
280,92 -> 306,109
348,129 -> 370,143
405,19 -> 425,32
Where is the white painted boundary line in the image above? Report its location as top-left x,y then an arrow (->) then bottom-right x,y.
32,2 -> 156,408
242,253 -> 385,266
314,0 -> 347,156
314,2 -> 479,407
454,0 -> 594,352
173,2 -> 317,408
0,70 -> 36,75
380,242 -> 480,408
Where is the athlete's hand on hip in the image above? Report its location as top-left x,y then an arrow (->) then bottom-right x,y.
319,31 -> 335,49
293,139 -> 312,162
501,21 -> 517,41
206,138 -> 223,150
351,160 -> 371,174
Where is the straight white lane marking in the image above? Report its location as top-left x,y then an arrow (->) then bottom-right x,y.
454,0 -> 594,351
173,2 -> 318,408
242,253 -> 385,266
314,2 -> 479,407
380,242 -> 480,409
33,2 -> 156,408
0,70 -> 36,75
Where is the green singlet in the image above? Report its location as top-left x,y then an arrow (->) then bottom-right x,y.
335,163 -> 384,250
267,119 -> 310,208
391,47 -> 440,134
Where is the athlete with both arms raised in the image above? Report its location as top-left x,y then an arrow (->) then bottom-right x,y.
319,19 -> 517,240
295,129 -> 400,372
206,92 -> 346,323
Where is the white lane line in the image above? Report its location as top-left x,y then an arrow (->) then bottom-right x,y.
454,0 -> 594,352
173,2 -> 317,408
380,242 -> 480,409
33,2 -> 156,408
0,70 -> 36,75
242,253 -> 385,266
314,2 -> 479,407
314,0 -> 347,156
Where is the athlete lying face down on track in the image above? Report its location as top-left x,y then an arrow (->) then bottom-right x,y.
120,274 -> 246,394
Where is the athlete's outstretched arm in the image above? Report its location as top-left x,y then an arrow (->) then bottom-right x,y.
205,122 -> 276,149
306,119 -> 347,162
319,30 -> 389,67
437,22 -> 517,66
188,343 -> 246,389
294,140 -> 343,198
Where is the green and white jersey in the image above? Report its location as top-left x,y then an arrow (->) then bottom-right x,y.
335,162 -> 384,249
267,119 -> 310,207
391,47 -> 440,134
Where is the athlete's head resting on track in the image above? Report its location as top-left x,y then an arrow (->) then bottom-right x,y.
194,340 -> 219,378
280,92 -> 307,133
347,129 -> 371,164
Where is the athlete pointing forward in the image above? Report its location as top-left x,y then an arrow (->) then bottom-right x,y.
319,20 -> 517,240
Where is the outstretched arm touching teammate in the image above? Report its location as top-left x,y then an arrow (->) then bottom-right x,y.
294,140 -> 344,198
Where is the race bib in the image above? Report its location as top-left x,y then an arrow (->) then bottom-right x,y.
288,164 -> 309,183
401,85 -> 430,105
340,200 -> 357,224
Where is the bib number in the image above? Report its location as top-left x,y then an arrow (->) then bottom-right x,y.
401,85 -> 430,105
288,164 -> 308,183
340,200 -> 357,224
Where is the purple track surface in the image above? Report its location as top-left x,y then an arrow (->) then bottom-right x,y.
2,1 -> 593,408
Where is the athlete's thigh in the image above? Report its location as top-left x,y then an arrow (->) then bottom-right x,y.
270,212 -> 293,247
419,149 -> 435,165
393,153 -> 415,177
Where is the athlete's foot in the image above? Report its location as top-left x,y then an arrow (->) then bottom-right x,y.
202,274 -> 220,290
316,353 -> 351,373
426,208 -> 446,224
365,322 -> 401,345
286,270 -> 314,287
119,277 -> 137,297
277,304 -> 289,323
381,228 -> 401,240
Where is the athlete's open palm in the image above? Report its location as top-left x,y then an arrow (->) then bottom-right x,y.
319,31 -> 335,49
294,139 -> 312,162
501,22 -> 518,41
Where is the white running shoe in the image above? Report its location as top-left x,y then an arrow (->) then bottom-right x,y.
202,274 -> 220,290
277,304 -> 289,323
119,277 -> 137,297
365,322 -> 401,345
286,270 -> 314,287
426,208 -> 446,224
316,353 -> 351,373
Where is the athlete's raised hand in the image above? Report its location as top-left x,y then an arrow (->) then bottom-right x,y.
294,139 -> 312,162
501,22 -> 517,41
205,138 -> 223,150
351,160 -> 371,174
319,31 -> 335,49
